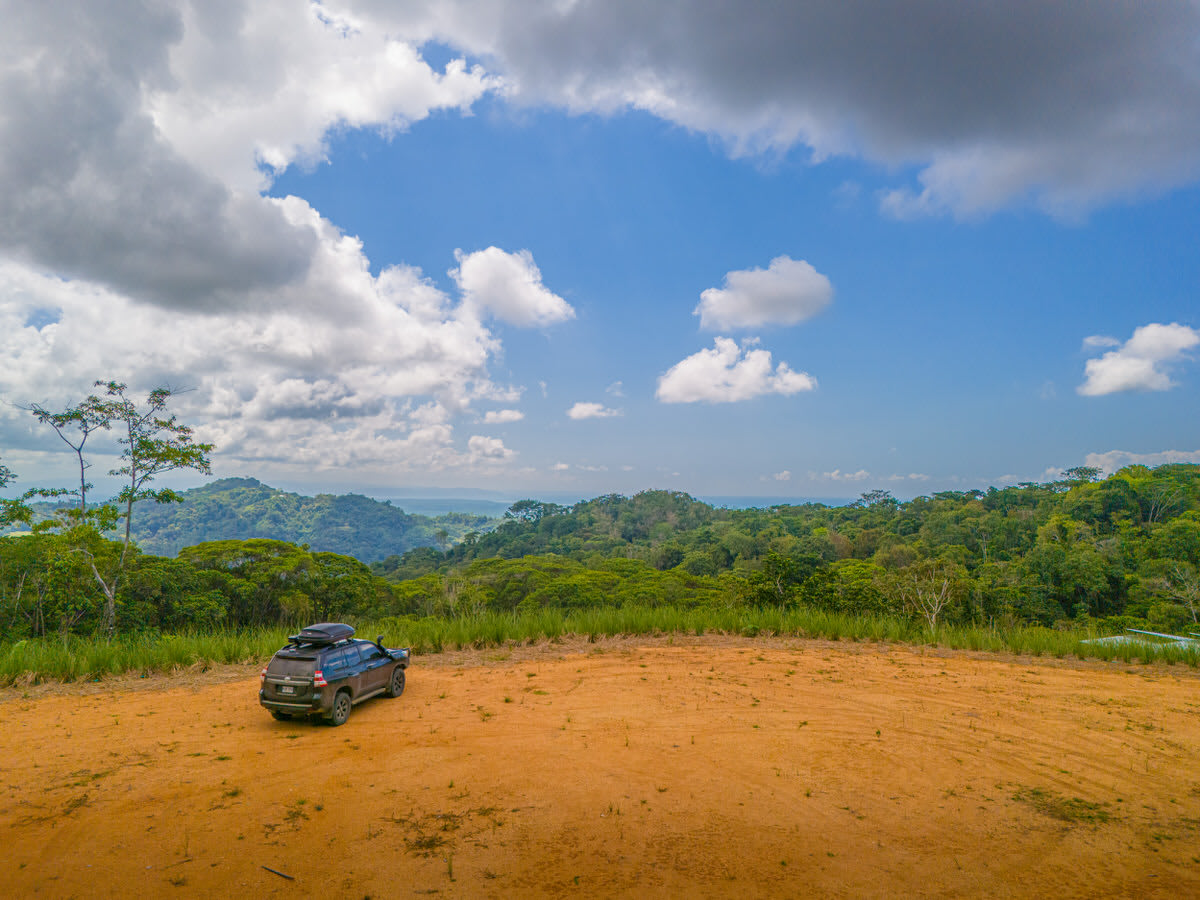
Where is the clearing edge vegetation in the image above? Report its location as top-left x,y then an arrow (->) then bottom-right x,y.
3,635 -> 1199,898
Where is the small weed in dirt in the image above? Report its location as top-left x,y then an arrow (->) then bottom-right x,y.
215,755 -> 231,761
408,833 -> 447,854
1014,788 -> 1113,824
285,799 -> 309,824
223,788 -> 241,798
503,696 -> 512,703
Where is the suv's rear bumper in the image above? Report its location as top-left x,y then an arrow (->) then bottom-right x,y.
259,689 -> 332,716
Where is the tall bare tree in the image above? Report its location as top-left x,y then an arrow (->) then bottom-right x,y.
27,381 -> 214,635
25,391 -> 114,523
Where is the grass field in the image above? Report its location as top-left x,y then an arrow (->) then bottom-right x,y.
2,606 -> 1196,685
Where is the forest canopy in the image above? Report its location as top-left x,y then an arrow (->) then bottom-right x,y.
374,464 -> 1200,633
4,462 -> 1197,640
3,382 -> 1198,638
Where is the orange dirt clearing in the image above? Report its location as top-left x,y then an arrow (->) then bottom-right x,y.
3,636 -> 1200,898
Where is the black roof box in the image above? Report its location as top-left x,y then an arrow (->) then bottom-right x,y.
288,622 -> 355,646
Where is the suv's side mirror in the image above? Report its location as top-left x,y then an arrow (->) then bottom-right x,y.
377,634 -> 385,647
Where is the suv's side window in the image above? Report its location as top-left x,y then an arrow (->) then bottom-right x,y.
322,646 -> 351,680
358,642 -> 385,664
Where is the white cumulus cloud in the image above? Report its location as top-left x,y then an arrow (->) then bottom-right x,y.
467,435 -> 514,463
483,409 -> 524,424
567,402 -> 622,420
816,469 -> 872,482
148,2 -> 499,193
0,4 -> 576,483
1078,323 -> 1199,396
656,338 -> 816,404
1083,448 -> 1200,475
695,256 -> 832,330
451,247 -> 575,328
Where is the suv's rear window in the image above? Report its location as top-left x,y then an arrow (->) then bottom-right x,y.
267,654 -> 316,677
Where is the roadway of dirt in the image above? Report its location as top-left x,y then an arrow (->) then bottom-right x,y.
3,636 -> 1200,898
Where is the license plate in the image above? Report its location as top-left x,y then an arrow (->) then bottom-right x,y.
278,685 -> 295,695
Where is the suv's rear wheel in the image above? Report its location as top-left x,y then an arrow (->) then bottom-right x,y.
329,690 -> 352,726
387,666 -> 406,698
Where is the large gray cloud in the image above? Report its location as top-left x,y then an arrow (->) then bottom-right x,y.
0,0 -> 495,312
362,0 -> 1200,215
0,1 -> 316,310
0,1 -> 558,483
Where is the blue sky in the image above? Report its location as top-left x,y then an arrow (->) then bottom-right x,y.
274,104 -> 1200,493
1,2 -> 1198,503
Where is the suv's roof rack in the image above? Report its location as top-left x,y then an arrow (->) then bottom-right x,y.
287,622 -> 355,646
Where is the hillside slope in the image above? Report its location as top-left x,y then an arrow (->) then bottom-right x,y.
127,477 -> 493,561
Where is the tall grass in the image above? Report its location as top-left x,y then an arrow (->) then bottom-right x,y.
2,607 -> 1196,685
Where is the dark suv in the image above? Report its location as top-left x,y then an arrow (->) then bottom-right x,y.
259,623 -> 410,726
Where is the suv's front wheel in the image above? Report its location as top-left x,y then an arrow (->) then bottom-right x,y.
387,666 -> 406,698
328,690 -> 352,726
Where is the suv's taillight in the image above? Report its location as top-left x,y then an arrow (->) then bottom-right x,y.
313,670 -> 327,686
260,665 -> 267,684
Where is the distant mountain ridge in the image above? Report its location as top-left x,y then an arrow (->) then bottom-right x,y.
125,477 -> 496,561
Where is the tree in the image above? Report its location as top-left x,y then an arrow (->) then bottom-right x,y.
1165,563 -> 1200,625
179,539 -> 313,626
800,559 -> 890,616
505,499 -> 563,524
27,381 -> 213,635
0,456 -> 32,527
853,489 -> 899,511
889,559 -> 968,629
98,382 -> 213,553
25,390 -> 114,525
1063,466 -> 1101,485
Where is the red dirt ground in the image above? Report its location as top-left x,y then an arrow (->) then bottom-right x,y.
3,636 -> 1200,898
